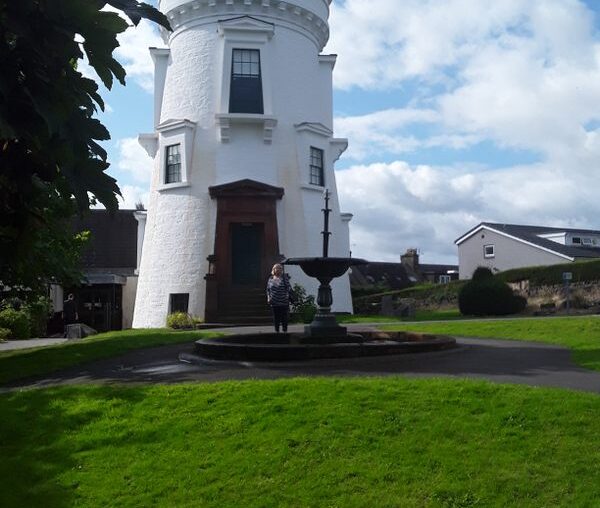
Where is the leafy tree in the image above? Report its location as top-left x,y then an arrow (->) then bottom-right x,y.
0,0 -> 169,299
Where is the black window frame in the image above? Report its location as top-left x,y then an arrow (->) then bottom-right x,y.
165,143 -> 182,184
309,146 -> 324,186
169,293 -> 189,314
229,48 -> 264,114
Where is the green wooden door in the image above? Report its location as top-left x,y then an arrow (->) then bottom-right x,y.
231,223 -> 262,285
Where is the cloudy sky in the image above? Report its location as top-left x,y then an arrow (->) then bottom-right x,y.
97,0 -> 600,264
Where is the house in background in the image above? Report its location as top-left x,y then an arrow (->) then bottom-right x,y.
349,248 -> 458,292
50,209 -> 146,333
455,222 -> 600,279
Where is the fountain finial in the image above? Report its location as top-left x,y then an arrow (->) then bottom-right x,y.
321,189 -> 331,258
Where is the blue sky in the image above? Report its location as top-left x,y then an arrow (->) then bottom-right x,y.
95,0 -> 600,264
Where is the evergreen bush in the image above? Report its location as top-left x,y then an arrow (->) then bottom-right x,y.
290,284 -> 317,323
0,328 -> 10,342
166,312 -> 194,329
0,307 -> 31,340
459,267 -> 527,316
25,296 -> 52,338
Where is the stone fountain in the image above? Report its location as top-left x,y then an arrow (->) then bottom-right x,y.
193,191 -> 456,361
284,189 -> 367,342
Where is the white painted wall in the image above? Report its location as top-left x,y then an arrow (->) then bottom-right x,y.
458,228 -> 571,279
133,0 -> 351,327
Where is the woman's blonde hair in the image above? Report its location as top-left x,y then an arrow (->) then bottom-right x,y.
271,263 -> 283,276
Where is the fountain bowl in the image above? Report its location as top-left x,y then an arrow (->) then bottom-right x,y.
194,331 -> 456,362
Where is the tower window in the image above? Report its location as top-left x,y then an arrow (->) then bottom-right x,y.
165,144 -> 181,184
310,147 -> 324,186
229,49 -> 264,114
169,293 -> 189,314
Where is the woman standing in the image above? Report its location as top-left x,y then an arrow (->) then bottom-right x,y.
266,263 -> 292,333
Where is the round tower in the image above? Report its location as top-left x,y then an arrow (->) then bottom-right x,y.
133,0 -> 352,327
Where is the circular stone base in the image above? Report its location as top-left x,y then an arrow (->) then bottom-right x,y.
194,331 -> 456,362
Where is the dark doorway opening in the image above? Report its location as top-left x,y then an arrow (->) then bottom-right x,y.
77,284 -> 122,332
231,223 -> 263,285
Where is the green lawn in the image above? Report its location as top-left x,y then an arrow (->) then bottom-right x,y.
0,329 -> 219,385
385,316 -> 600,372
339,309 -> 462,323
1,378 -> 599,507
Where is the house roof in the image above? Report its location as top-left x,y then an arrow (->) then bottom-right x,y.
72,210 -> 139,272
349,262 -> 412,289
455,222 -> 600,260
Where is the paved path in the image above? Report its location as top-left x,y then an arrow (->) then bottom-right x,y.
0,338 -> 68,351
4,324 -> 600,394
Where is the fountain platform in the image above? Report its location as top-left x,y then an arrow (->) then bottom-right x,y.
194,331 -> 456,362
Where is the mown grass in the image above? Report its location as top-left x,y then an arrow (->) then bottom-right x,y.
0,329 -> 219,385
1,377 -> 599,507
339,309 -> 462,323
385,316 -> 600,372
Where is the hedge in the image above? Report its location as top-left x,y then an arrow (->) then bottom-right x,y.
498,259 -> 600,286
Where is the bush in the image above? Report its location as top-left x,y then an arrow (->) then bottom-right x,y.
0,307 -> 31,340
498,258 -> 600,285
0,328 -> 10,342
290,284 -> 317,324
24,296 -> 52,338
166,312 -> 194,329
459,267 -> 527,316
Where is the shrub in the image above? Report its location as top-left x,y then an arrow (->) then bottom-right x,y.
0,328 -> 10,342
459,267 -> 527,316
0,308 -> 31,340
24,296 -> 52,338
166,312 -> 194,329
290,284 -> 317,323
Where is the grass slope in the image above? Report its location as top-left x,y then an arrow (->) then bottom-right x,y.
1,378 -> 599,507
0,329 -> 219,385
385,316 -> 600,371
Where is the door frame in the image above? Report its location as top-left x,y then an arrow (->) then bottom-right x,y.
205,179 -> 284,321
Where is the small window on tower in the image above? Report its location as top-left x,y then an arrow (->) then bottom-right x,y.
165,144 -> 181,184
169,293 -> 189,314
229,49 -> 264,114
310,147 -> 324,186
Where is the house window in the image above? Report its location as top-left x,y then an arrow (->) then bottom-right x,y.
582,238 -> 592,245
310,147 -> 324,186
439,275 -> 451,284
484,244 -> 495,258
165,144 -> 181,184
169,293 -> 189,314
229,49 -> 263,114
572,237 -> 581,244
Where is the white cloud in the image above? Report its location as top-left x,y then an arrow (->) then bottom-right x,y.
115,19 -> 164,93
114,137 -> 154,184
337,157 -> 600,263
118,185 -> 150,210
327,0 -> 600,262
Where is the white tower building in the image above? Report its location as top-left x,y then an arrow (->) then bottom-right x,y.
133,0 -> 352,327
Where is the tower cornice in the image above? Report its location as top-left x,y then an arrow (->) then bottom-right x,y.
161,0 -> 330,51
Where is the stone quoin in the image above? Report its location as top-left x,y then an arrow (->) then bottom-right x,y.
132,0 -> 353,327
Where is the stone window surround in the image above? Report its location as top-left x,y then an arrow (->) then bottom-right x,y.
138,119 -> 197,192
215,17 -> 276,144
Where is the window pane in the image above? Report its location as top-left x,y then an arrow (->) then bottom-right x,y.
165,144 -> 182,184
309,147 -> 324,186
230,49 -> 263,113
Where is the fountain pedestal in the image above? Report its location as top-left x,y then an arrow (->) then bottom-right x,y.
284,256 -> 367,342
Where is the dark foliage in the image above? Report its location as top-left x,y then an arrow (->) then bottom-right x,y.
497,259 -> 600,286
0,1 -> 169,297
459,267 -> 527,316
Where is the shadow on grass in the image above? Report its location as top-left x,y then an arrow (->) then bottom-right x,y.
0,386 -> 149,508
573,348 -> 600,372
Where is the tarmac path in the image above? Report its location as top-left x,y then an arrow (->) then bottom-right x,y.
4,324 -> 600,394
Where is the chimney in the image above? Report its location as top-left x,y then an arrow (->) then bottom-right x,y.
401,248 -> 419,272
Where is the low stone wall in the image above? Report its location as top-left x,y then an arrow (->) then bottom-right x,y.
510,280 -> 600,310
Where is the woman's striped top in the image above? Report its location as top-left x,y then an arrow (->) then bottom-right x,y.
266,275 -> 290,306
